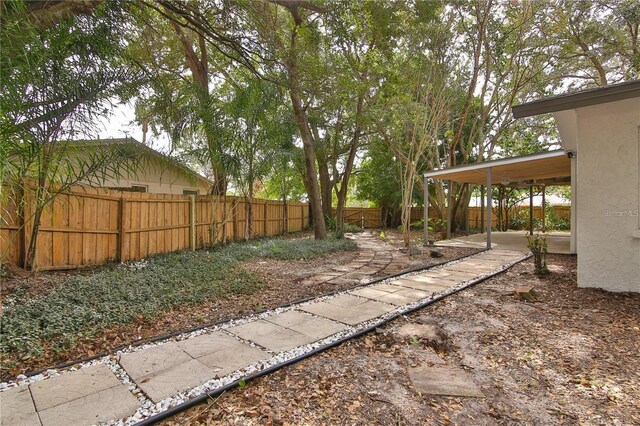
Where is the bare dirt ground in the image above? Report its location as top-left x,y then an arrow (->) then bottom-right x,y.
375,229 -> 480,269
162,254 -> 640,426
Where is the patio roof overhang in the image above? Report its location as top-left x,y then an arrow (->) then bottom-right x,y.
423,150 -> 571,186
421,150 -> 574,252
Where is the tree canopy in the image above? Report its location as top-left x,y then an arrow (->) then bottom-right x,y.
2,0 -> 635,246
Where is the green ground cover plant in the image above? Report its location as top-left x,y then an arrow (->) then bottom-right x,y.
0,236 -> 356,360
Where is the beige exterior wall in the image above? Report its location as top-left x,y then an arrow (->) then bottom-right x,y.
95,156 -> 210,195
573,98 -> 640,292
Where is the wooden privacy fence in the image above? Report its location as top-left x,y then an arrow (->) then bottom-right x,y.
0,186 -> 309,271
339,205 -> 570,229
466,205 -> 570,229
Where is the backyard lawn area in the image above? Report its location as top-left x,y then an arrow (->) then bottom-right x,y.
0,234 -> 359,379
0,231 -> 475,380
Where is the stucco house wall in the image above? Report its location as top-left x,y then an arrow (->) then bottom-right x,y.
99,156 -> 211,195
570,98 -> 640,292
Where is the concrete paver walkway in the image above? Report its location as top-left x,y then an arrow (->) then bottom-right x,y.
0,249 -> 527,426
299,232 -> 411,287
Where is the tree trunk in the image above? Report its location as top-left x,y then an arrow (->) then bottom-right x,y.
318,161 -> 332,219
286,27 -> 326,240
24,205 -> 43,271
336,95 -> 363,233
245,195 -> 253,240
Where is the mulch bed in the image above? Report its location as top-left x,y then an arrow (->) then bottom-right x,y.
161,254 -> 640,426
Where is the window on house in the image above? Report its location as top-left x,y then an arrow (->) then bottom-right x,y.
183,189 -> 199,196
130,185 -> 148,193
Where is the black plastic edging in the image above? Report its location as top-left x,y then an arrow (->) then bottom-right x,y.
9,248 -> 487,382
135,252 -> 530,426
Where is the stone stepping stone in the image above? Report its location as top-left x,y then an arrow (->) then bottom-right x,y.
448,262 -> 499,272
119,342 -> 191,380
38,385 -> 139,426
266,310 -> 347,341
30,365 -> 123,411
27,365 -> 139,426
300,294 -> 395,325
132,359 -> 213,403
119,342 -> 212,403
177,332 -> 269,377
388,278 -> 453,293
227,319 -> 315,352
408,365 -> 484,398
0,385 -> 39,426
433,270 -> 480,281
351,285 -> 430,306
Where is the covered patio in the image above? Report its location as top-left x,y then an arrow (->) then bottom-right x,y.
423,150 -> 574,253
435,231 -> 571,254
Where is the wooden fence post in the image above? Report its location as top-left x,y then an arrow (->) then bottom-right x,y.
264,201 -> 269,236
189,195 -> 196,250
232,198 -> 238,241
118,197 -> 126,262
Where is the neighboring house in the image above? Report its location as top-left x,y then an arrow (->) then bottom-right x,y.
75,138 -> 212,195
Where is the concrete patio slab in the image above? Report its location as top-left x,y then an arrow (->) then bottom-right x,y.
135,359 -> 213,403
409,365 -> 485,398
435,231 -> 570,254
227,320 -> 313,352
0,386 -> 38,426
119,342 -> 192,380
300,295 -> 395,325
266,310 -> 347,341
30,364 -> 122,412
37,384 -> 139,426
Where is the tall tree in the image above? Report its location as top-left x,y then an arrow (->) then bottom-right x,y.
246,1 -> 328,239
1,2 -> 139,269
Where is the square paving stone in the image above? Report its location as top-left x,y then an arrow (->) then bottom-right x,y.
365,283 -> 407,293
119,342 -> 192,380
30,364 -> 122,411
449,263 -> 498,272
438,271 -> 481,281
0,386 -> 39,426
227,320 -> 312,352
38,384 -> 139,426
1,412 -> 40,426
135,359 -> 213,403
389,278 -> 452,293
409,365 -> 484,398
177,332 -> 269,377
266,310 -> 346,341
401,275 -> 457,285
300,295 -> 395,325
351,287 -> 421,306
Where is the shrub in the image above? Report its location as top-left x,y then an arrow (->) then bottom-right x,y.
526,233 -> 549,276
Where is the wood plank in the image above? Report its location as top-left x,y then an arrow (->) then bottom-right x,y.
148,197 -> 157,256
140,197 -> 149,258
